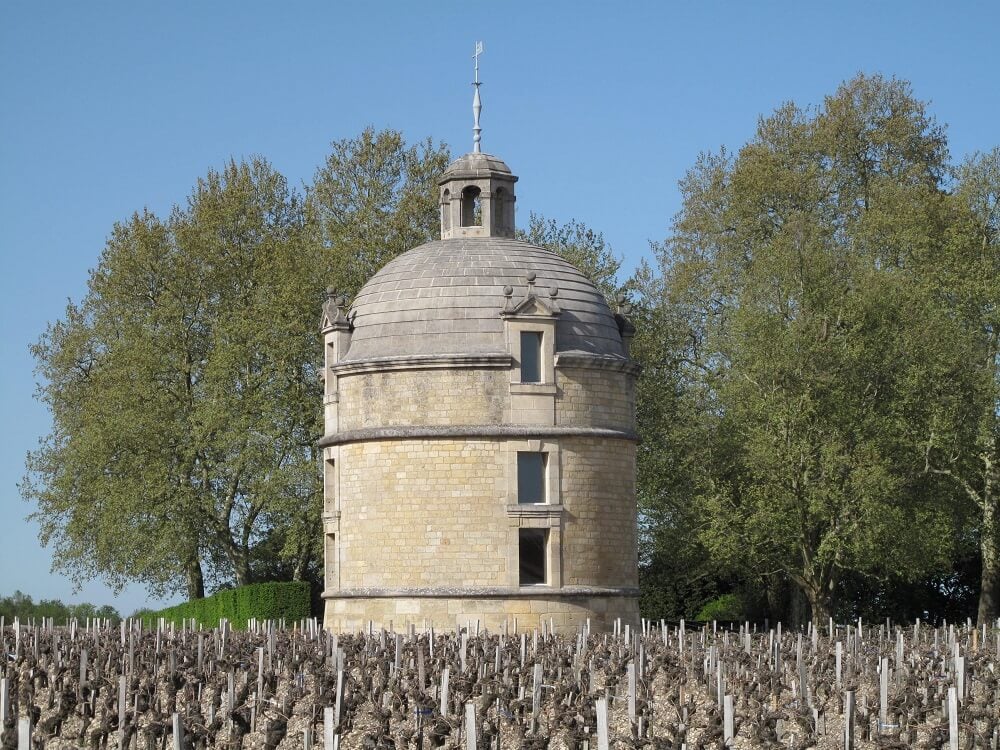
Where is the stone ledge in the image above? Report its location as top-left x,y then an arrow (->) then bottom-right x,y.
322,585 -> 640,599
505,503 -> 564,520
318,425 -> 640,447
509,382 -> 558,395
332,353 -> 512,375
555,351 -> 642,376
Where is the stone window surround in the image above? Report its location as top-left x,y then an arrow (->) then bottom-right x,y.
516,450 -> 546,504
505,438 -> 563,589
518,527 -> 549,586
505,318 -> 556,389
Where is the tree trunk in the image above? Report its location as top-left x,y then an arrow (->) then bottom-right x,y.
765,573 -> 789,624
979,495 -> 1000,624
292,549 -> 308,581
233,551 -> 251,587
185,558 -> 205,600
795,575 -> 832,625
806,588 -> 831,624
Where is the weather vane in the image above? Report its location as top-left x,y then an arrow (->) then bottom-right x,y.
472,41 -> 484,153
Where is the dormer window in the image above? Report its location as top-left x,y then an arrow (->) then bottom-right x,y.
461,186 -> 482,227
520,331 -> 542,383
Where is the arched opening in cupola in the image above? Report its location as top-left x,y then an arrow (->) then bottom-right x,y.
461,186 -> 482,227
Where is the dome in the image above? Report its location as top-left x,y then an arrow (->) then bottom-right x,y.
439,152 -> 513,181
343,237 -> 626,362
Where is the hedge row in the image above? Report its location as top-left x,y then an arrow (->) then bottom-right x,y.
139,581 -> 311,629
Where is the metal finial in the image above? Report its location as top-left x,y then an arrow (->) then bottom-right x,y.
472,41 -> 484,153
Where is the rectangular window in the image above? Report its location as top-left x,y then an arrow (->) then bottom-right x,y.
517,452 -> 546,504
325,533 -> 336,587
324,458 -> 336,512
520,331 -> 542,383
519,529 -> 548,585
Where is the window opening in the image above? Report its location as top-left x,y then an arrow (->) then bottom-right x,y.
325,533 -> 336,587
517,452 -> 546,504
461,186 -> 482,227
520,331 -> 542,383
324,458 -> 336,511
519,528 -> 548,585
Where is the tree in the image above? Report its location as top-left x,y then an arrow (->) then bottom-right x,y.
643,74 -> 980,622
23,157 -> 322,598
0,591 -> 122,624
24,130 -> 456,601
519,213 -> 624,301
924,148 -> 1000,622
629,258 -> 728,620
308,127 -> 450,298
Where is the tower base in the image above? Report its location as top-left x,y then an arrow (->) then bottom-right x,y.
322,587 -> 639,634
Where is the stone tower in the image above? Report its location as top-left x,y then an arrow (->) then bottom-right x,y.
319,147 -> 640,633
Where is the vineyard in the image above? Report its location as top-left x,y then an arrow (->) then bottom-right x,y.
1,616 -> 998,749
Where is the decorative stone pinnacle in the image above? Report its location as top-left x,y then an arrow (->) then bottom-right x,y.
472,41 -> 484,153
322,287 -> 351,331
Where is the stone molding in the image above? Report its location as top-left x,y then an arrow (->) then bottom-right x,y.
318,425 -> 640,448
505,503 -> 564,520
555,351 -> 642,376
322,585 -> 640,599
331,350 -> 642,378
332,353 -> 513,375
509,383 -> 558,396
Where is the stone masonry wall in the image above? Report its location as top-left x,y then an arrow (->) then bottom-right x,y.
337,439 -> 507,588
324,594 -> 640,633
337,369 -> 507,430
325,362 -> 639,634
560,437 -> 639,588
555,367 -> 635,431
334,435 -> 637,592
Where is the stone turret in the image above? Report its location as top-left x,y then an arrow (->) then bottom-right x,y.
319,54 -> 639,633
439,152 -> 518,239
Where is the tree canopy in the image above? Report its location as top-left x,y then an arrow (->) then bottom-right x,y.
23,131 -> 451,600
634,74 -> 995,622
23,82 -> 1000,624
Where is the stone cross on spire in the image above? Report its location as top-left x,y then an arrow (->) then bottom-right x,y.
472,41 -> 483,153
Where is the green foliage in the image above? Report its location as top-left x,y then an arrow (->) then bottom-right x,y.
308,127 -> 450,298
23,158 -> 320,598
696,594 -> 745,623
518,213 -> 624,301
924,147 -> 1000,622
0,591 -> 121,623
23,131 -> 449,601
637,74 -> 986,622
137,581 -> 310,629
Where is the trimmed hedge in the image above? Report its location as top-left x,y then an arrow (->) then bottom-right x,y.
140,581 -> 311,629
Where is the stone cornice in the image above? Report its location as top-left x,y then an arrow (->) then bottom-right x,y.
331,353 -> 512,375
555,351 -> 642,376
322,585 -> 640,599
318,425 -> 640,448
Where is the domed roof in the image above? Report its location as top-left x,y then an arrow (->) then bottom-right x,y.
439,152 -> 514,182
343,238 -> 625,362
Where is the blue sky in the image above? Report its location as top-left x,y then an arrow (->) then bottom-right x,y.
1,1 -> 998,616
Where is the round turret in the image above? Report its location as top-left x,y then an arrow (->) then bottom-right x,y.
319,153 -> 640,633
